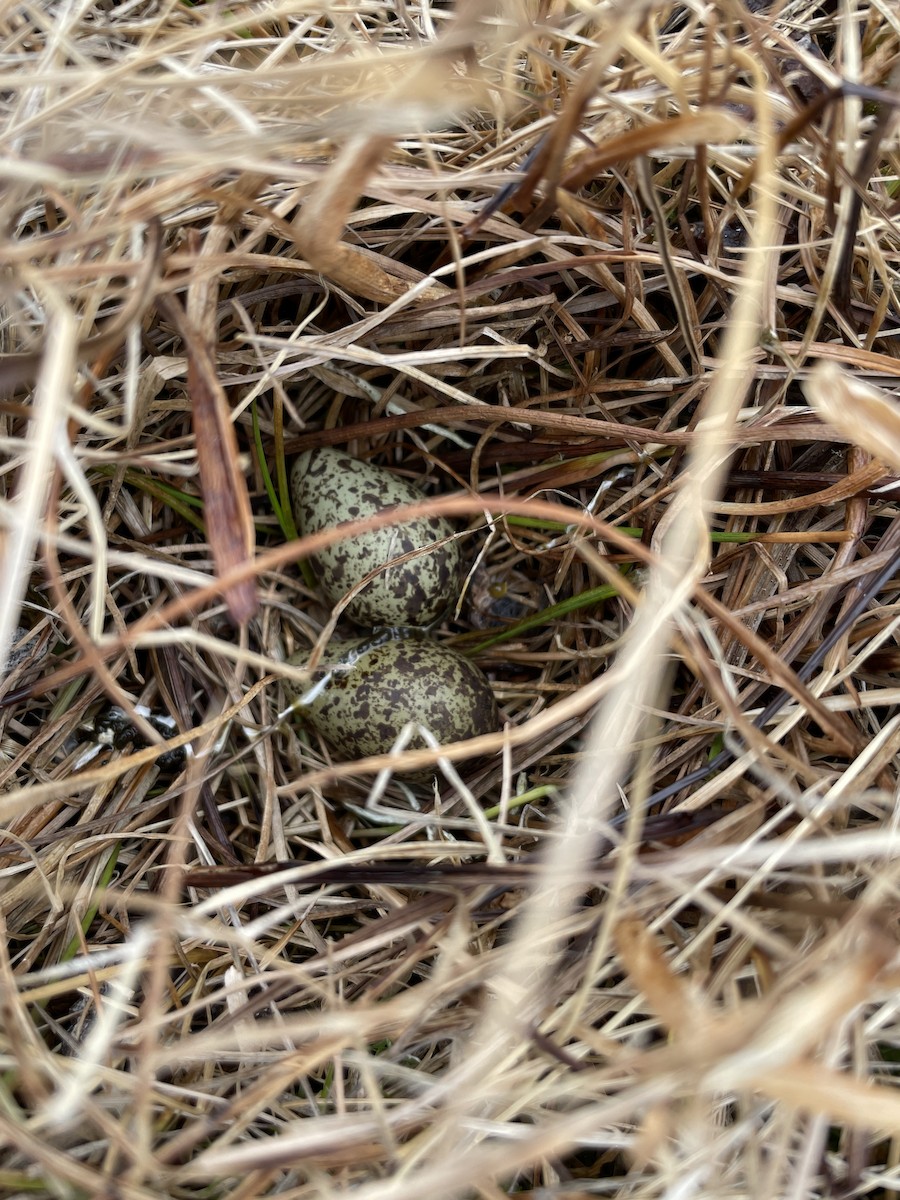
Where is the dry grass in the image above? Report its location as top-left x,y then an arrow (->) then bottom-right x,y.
2,0 -> 900,1196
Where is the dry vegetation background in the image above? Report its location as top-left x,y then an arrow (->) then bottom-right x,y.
2,0 -> 900,1196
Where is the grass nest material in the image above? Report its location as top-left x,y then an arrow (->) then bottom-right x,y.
3,1 -> 900,1197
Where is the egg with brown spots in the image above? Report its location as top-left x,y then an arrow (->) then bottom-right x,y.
288,633 -> 499,776
291,448 -> 463,628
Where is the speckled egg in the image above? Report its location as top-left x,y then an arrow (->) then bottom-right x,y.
291,448 -> 463,628
288,632 -> 499,775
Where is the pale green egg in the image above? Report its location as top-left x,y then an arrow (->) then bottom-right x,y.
291,448 -> 463,628
288,632 -> 499,777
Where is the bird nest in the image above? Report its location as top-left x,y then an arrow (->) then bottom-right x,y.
2,2 -> 900,1197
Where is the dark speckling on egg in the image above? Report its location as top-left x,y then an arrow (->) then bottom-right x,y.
291,448 -> 463,628
287,633 -> 499,777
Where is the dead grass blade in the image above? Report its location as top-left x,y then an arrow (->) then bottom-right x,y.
804,359 -> 900,473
